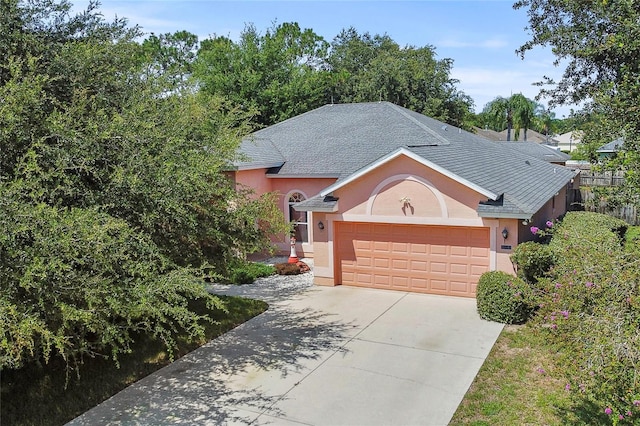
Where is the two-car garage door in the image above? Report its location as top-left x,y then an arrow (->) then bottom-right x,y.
335,222 -> 490,298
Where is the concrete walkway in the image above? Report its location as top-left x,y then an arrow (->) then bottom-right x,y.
69,277 -> 503,425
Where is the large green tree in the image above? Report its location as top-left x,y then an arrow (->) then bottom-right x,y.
328,28 -> 475,130
195,22 -> 331,126
515,0 -> 640,203
0,0 -> 285,371
139,30 -> 199,91
515,0 -> 640,418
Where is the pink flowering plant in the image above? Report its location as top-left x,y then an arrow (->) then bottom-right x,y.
532,212 -> 640,423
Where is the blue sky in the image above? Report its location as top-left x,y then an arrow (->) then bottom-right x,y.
75,0 -> 577,117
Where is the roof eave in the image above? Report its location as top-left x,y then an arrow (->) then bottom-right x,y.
293,203 -> 339,212
266,173 -> 341,179
477,211 -> 533,220
231,162 -> 285,171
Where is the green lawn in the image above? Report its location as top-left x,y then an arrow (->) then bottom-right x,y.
0,295 -> 268,426
450,325 -> 609,425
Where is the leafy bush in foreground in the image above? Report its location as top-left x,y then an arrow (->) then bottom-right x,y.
510,241 -> 557,285
0,200 -> 221,371
476,271 -> 533,324
534,212 -> 640,422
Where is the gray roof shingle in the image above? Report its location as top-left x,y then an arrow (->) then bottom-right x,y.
597,137 -> 624,153
236,102 -> 576,218
496,141 -> 570,163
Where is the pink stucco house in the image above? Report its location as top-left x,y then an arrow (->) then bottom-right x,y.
228,102 -> 577,297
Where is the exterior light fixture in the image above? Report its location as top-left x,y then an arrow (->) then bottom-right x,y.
502,228 -> 509,240
318,221 -> 325,230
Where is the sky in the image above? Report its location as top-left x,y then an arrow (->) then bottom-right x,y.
73,0 -> 579,118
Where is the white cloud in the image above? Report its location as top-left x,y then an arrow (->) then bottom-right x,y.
452,66 -> 577,117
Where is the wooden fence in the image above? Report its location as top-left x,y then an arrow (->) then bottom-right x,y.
578,188 -> 639,225
573,167 -> 639,225
579,170 -> 625,187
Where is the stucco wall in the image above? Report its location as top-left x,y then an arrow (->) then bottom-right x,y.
334,155 -> 484,221
495,218 -> 519,274
519,185 -> 568,244
233,169 -> 273,199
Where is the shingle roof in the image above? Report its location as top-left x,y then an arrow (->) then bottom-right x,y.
234,136 -> 285,170
236,102 -> 576,218
597,137 -> 624,153
474,127 -> 558,144
495,141 -> 570,163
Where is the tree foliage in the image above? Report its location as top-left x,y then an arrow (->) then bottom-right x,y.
195,22 -> 331,126
139,30 -> 199,91
194,23 -> 475,129
533,212 -> 639,422
328,28 -> 475,130
481,93 -> 537,140
0,0 -> 286,371
515,0 -> 640,205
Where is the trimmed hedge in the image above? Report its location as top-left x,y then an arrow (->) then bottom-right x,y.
510,241 -> 557,285
476,271 -> 533,324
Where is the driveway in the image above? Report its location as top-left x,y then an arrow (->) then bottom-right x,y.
69,268 -> 503,426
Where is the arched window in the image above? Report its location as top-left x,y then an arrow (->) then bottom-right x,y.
288,192 -> 308,243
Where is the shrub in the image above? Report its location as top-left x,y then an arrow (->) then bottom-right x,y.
476,271 -> 533,324
548,211 -> 627,279
226,261 -> 275,284
275,262 -> 302,275
510,241 -> 557,285
0,201 -> 219,371
274,261 -> 311,275
532,210 -> 640,421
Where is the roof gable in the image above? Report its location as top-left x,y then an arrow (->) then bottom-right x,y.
319,147 -> 498,200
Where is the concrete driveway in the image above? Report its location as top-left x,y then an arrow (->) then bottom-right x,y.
69,279 -> 503,426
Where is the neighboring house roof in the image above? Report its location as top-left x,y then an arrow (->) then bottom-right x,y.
236,102 -> 576,219
554,131 -> 583,152
597,137 -> 624,154
474,127 -> 557,144
496,141 -> 571,164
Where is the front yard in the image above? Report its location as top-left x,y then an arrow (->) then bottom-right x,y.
452,217 -> 640,425
451,325 -> 608,425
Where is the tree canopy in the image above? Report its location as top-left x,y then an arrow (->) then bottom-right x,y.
515,0 -> 640,418
328,28 -> 475,129
515,0 -> 640,204
0,0 -> 285,371
194,23 -> 475,129
480,93 -> 538,141
195,22 -> 331,126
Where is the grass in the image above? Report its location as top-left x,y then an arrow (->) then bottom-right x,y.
0,295 -> 268,426
450,325 -> 594,425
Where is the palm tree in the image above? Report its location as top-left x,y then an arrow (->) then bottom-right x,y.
484,96 -> 513,140
533,105 -> 556,144
511,93 -> 535,141
482,93 -> 536,141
